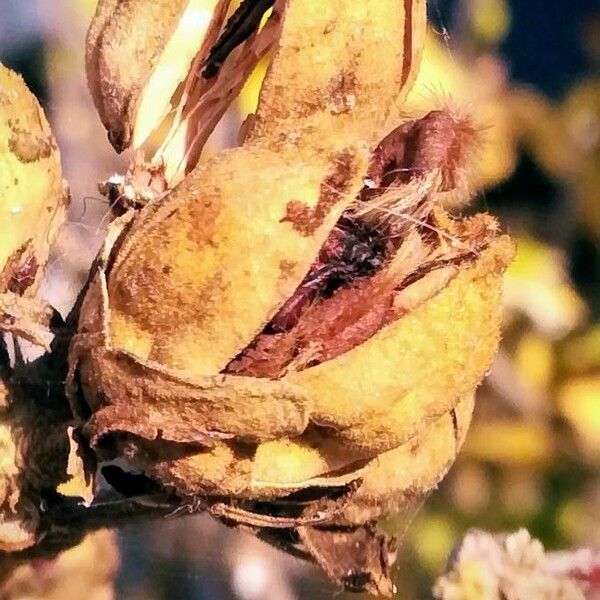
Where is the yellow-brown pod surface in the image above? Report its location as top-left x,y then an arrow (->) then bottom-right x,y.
0,64 -> 65,307
72,0 -> 513,594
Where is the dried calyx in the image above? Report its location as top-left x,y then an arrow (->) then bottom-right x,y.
75,0 -> 514,595
88,0 -> 281,191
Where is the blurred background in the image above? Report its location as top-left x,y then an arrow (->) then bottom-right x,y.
0,0 -> 598,598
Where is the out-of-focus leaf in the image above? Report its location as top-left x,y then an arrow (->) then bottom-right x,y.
504,236 -> 587,337
514,332 -> 555,393
511,81 -> 599,239
463,422 -> 553,465
557,376 -> 600,459
409,515 -> 457,575
562,325 -> 600,374
499,470 -> 542,518
0,530 -> 118,599
450,463 -> 491,514
470,0 -> 511,44
561,80 -> 600,239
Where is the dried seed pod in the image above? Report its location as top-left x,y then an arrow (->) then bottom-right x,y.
86,0 -> 229,151
71,0 -> 513,593
82,0 -> 427,379
0,63 -> 67,347
0,64 -> 68,552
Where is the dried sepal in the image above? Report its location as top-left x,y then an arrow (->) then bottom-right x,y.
306,393 -> 476,527
89,0 -> 426,191
244,0 -> 427,144
136,394 -> 474,597
288,233 -> 513,454
86,0 -> 229,151
71,0 -> 514,594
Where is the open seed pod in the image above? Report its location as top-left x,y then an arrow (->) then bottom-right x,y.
72,0 -> 513,594
0,64 -> 69,551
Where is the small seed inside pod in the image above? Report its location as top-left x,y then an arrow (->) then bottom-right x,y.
225,109 -> 483,378
203,0 -> 276,78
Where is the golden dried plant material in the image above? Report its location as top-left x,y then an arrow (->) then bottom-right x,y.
287,234 -> 512,454
315,392 -> 475,527
84,0 -> 428,381
69,114 -> 512,593
86,0 -> 230,152
0,64 -> 68,552
123,392 -> 473,510
73,0 -> 513,593
0,64 -> 67,346
89,0 -> 427,189
245,0 -> 427,144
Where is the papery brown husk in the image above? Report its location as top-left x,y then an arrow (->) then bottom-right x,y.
71,0 -> 514,595
68,190 -> 513,498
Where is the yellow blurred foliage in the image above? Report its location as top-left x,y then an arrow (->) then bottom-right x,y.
504,237 -> 587,337
562,81 -> 600,239
508,81 -> 599,239
463,422 -> 553,465
0,531 -> 118,599
562,325 -> 600,374
470,0 -> 511,44
515,332 -> 555,392
410,515 -> 457,574
557,376 -> 600,459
